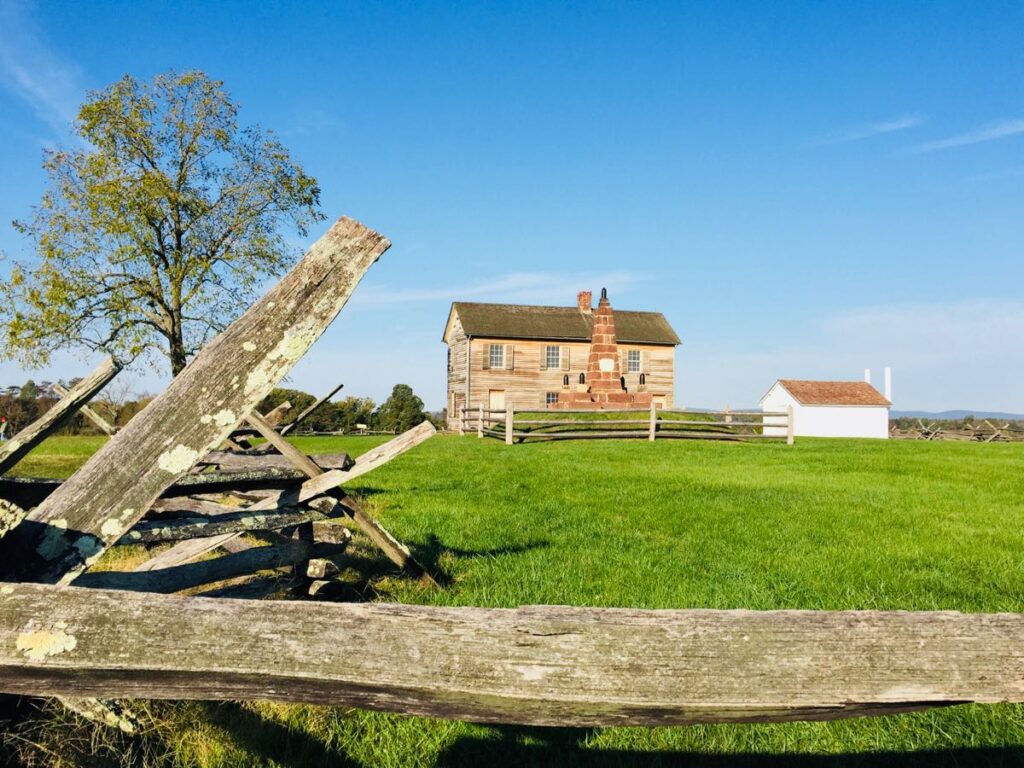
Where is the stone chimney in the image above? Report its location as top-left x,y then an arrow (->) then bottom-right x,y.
586,288 -> 622,395
577,290 -> 592,313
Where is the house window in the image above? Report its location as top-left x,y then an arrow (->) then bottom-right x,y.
627,349 -> 641,373
545,345 -> 560,369
546,392 -> 559,406
562,374 -> 569,387
488,344 -> 504,369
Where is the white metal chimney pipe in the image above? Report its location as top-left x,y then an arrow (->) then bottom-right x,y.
884,367 -> 892,402
864,368 -> 872,384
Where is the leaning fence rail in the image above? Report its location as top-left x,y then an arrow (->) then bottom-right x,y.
460,404 -> 794,445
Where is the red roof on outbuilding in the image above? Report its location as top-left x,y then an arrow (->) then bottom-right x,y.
778,380 -> 891,406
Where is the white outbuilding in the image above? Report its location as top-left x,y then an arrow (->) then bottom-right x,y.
761,371 -> 892,439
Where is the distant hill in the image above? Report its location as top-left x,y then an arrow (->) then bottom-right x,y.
892,410 -> 1024,420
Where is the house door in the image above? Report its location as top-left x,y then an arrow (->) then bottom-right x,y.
488,390 -> 506,410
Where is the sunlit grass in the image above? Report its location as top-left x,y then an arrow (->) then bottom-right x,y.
5,434 -> 1024,766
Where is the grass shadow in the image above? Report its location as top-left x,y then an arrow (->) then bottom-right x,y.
437,726 -> 1024,767
196,701 -> 366,768
318,532 -> 550,597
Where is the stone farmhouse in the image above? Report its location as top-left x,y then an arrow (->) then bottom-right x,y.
443,289 -> 680,428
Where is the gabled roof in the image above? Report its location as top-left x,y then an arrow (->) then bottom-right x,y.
445,302 -> 681,345
773,379 -> 891,407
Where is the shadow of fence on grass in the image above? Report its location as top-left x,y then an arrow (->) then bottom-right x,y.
327,531 -> 550,597
437,725 -> 1024,767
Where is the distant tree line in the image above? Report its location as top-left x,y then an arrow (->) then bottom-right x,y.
0,379 -> 438,436
258,384 -> 438,434
0,378 -> 153,435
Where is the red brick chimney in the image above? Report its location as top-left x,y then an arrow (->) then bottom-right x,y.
577,290 -> 592,313
586,288 -> 622,395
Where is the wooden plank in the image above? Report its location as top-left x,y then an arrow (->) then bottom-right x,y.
280,383 -> 345,436
245,412 -> 434,585
0,468 -> 349,510
0,217 -> 389,585
147,497 -> 243,519
124,505 -> 342,543
133,422 -> 435,571
513,431 -> 752,441
195,451 -> 354,472
74,539 -> 349,593
0,358 -> 119,478
261,401 -> 292,428
53,383 -> 116,436
246,411 -> 324,476
4,585 -> 1024,725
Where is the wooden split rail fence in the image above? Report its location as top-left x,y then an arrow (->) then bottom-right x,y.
4,214 -> 1024,733
460,404 -> 795,445
890,419 -> 1024,443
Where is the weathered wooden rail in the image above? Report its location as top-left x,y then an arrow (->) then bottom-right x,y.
460,405 -> 794,445
3,584 -> 1023,726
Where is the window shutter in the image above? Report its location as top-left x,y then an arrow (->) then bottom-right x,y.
560,346 -> 570,371
642,350 -> 649,374
539,346 -> 547,371
481,345 -> 489,370
620,349 -> 627,374
505,344 -> 514,370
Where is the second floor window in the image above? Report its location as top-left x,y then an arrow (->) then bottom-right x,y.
627,349 -> 641,373
545,345 -> 560,369
488,344 -> 504,369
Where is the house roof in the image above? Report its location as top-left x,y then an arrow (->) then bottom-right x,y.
775,379 -> 891,407
447,302 -> 681,345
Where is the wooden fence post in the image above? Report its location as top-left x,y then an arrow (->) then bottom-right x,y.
786,405 -> 794,445
649,401 -> 657,442
724,404 -> 732,424
478,405 -> 484,438
53,383 -> 116,436
505,403 -> 514,445
280,383 -> 344,436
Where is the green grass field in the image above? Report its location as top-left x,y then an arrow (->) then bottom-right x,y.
5,433 -> 1024,766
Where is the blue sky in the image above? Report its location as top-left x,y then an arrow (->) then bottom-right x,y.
1,0 -> 1022,411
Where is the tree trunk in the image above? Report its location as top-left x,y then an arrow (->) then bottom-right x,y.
168,329 -> 188,377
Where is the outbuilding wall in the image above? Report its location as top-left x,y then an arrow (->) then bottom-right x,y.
761,383 -> 889,439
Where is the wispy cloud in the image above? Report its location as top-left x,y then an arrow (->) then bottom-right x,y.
280,107 -> 344,137
820,114 -> 924,145
0,1 -> 82,135
968,164 -> 1024,182
913,119 -> 1024,153
352,270 -> 647,309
